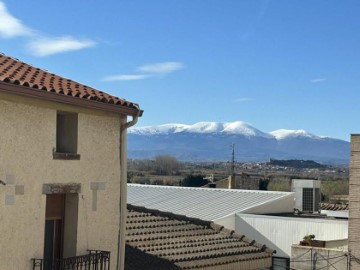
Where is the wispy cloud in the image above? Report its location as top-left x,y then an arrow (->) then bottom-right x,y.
310,78 -> 327,83
103,74 -> 149,81
234,98 -> 253,103
0,1 -> 95,56
137,62 -> 184,74
0,1 -> 32,38
28,36 -> 96,57
104,62 -> 184,82
241,0 -> 271,41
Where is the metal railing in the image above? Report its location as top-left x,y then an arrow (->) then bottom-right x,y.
32,250 -> 110,270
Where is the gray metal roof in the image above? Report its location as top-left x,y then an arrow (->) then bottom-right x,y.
127,184 -> 294,221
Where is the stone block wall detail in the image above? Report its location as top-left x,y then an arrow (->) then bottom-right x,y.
1,174 -> 24,206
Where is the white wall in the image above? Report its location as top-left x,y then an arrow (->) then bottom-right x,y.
291,245 -> 349,270
214,214 -> 236,230
243,193 -> 295,214
233,213 -> 348,258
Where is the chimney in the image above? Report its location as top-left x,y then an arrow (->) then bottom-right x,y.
228,175 -> 235,189
349,134 -> 360,267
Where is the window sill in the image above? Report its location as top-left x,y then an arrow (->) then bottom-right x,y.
53,152 -> 81,160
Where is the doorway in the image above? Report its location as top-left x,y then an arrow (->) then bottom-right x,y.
43,193 -> 79,269
44,194 -> 65,269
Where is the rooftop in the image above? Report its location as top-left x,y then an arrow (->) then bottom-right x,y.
321,203 -> 348,211
0,53 -> 141,116
127,184 -> 294,221
125,204 -> 273,270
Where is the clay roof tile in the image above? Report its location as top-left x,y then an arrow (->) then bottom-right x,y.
0,53 -> 142,116
125,204 -> 273,269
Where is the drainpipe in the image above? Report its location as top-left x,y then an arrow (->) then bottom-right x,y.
116,111 -> 140,270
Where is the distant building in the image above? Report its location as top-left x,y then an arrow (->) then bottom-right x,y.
213,172 -> 265,190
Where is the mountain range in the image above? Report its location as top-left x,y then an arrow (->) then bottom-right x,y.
128,121 -> 350,164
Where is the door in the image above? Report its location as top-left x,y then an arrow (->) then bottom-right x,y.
44,194 -> 65,270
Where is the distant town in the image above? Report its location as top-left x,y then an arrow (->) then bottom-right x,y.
128,156 -> 349,203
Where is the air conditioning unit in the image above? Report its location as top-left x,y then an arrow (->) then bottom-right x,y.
292,179 -> 321,213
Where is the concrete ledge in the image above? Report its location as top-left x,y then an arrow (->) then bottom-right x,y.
43,183 -> 81,194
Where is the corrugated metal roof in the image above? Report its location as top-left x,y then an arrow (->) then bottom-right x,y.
127,184 -> 294,221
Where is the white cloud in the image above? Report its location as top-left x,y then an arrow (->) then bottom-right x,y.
234,98 -> 253,102
28,36 -> 96,56
0,1 -> 95,56
0,1 -> 32,38
104,61 -> 184,82
137,62 -> 184,74
103,74 -> 149,81
310,78 -> 327,83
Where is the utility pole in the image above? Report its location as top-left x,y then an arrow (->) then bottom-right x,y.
228,143 -> 236,189
231,143 -> 235,177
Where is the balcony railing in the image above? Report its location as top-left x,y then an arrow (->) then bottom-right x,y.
32,250 -> 110,270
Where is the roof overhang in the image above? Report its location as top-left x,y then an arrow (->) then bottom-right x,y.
0,81 -> 143,117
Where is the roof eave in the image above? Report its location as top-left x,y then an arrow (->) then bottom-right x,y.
0,81 -> 142,116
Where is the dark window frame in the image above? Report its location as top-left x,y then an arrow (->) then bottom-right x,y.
272,256 -> 290,270
53,111 -> 80,160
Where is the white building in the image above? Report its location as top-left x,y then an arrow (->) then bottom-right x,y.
128,184 -> 348,268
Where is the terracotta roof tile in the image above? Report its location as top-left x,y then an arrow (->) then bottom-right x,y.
0,53 -> 141,115
125,204 -> 273,270
321,203 -> 349,211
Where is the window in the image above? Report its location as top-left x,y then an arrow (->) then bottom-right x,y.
53,111 -> 80,160
272,257 -> 290,270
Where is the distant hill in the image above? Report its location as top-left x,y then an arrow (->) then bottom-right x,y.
128,121 -> 350,164
268,159 -> 327,169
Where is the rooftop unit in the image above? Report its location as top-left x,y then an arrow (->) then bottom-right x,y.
292,179 -> 321,213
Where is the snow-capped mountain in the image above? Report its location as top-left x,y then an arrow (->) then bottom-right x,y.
269,129 -> 320,140
128,121 -> 350,163
130,121 -> 271,137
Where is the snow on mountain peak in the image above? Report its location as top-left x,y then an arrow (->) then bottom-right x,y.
129,121 -> 272,137
222,121 -> 271,137
186,122 -> 224,133
129,123 -> 189,135
269,129 -> 318,140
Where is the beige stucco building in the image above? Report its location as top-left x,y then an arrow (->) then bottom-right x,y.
0,53 -> 142,270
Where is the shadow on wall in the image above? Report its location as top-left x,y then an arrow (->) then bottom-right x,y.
235,215 -> 288,257
125,245 -> 180,270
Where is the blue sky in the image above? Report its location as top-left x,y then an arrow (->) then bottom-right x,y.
0,1 -> 359,141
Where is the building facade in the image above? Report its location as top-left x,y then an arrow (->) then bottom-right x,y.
0,54 -> 142,270
349,134 -> 360,269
